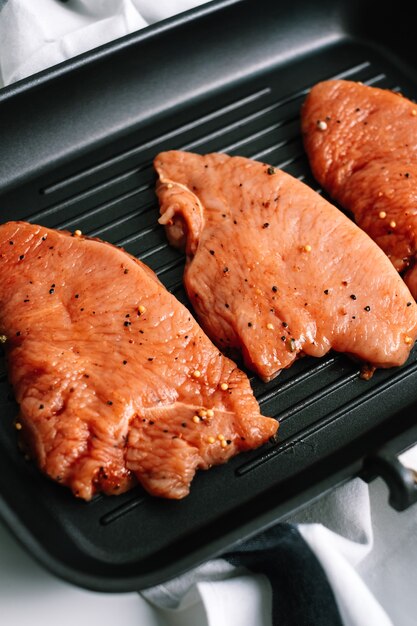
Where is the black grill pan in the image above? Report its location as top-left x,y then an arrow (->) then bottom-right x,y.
1,0 -> 417,591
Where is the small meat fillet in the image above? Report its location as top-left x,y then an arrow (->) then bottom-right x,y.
301,79 -> 417,298
154,150 -> 417,382
0,221 -> 277,500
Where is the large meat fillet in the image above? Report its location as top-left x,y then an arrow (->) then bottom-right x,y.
155,150 -> 417,382
301,79 -> 417,298
0,221 -> 277,500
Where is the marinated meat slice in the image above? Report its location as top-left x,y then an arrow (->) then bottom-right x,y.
0,221 -> 277,500
301,79 -> 417,298
154,150 -> 417,382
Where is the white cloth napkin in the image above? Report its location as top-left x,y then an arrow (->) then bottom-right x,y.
143,479 -> 393,626
0,0 -> 211,86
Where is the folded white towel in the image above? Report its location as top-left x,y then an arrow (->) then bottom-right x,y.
143,479 -> 393,626
0,0 -> 211,86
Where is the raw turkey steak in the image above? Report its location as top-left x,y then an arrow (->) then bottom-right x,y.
155,150 -> 417,382
301,79 -> 417,298
0,221 -> 277,500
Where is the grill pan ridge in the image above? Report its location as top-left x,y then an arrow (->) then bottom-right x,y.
1,0 -> 417,591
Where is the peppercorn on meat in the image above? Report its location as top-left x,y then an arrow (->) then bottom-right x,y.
301,79 -> 417,298
155,150 -> 417,382
0,221 -> 277,500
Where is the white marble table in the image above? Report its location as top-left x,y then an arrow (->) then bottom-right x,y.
0,519 -> 165,626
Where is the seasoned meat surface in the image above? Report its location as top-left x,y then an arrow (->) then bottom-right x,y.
155,150 -> 417,382
301,79 -> 417,297
0,221 -> 277,500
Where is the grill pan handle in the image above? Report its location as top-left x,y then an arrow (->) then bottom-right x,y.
362,425 -> 417,511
